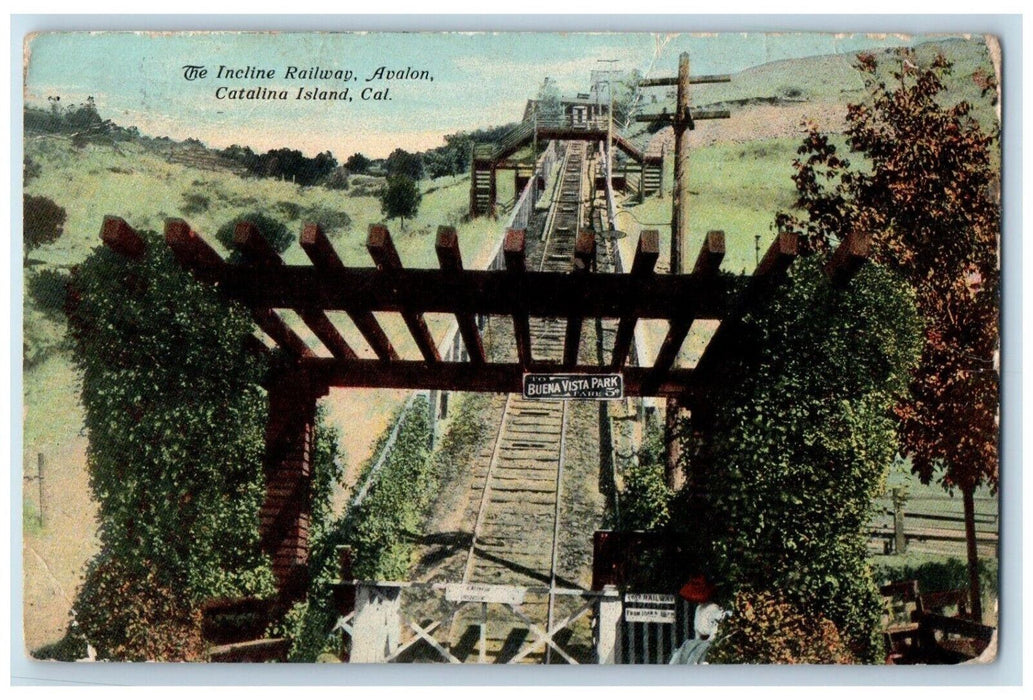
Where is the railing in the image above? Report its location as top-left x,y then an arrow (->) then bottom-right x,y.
601,144 -> 653,390
333,580 -> 623,664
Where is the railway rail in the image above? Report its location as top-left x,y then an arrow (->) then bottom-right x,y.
447,142 -> 591,662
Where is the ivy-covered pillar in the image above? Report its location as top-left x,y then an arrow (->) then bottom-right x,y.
259,368 -> 327,601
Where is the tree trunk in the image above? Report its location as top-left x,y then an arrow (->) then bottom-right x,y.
962,484 -> 984,622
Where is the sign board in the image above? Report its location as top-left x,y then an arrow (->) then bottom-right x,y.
625,607 -> 676,624
625,593 -> 676,605
523,373 -> 623,400
444,583 -> 526,606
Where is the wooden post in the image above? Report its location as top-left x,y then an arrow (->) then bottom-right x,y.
258,369 -> 326,601
665,52 -> 693,491
37,453 -> 45,528
595,585 -> 623,664
671,52 -> 691,277
892,487 -> 907,555
350,584 -> 402,663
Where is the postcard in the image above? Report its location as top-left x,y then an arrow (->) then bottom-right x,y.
21,30 -> 1001,666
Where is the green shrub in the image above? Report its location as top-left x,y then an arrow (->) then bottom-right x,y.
684,257 -> 923,662
873,556 -> 998,600
24,194 -> 66,259
180,192 -> 211,215
215,211 -> 294,258
300,205 -> 352,237
66,229 -> 276,658
73,554 -> 206,662
708,590 -> 856,664
620,419 -> 672,530
346,398 -> 431,580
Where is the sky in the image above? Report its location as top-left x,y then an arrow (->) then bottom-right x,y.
23,31 -> 927,158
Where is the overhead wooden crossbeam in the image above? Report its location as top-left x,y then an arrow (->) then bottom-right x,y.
301,358 -> 695,398
164,218 -> 314,359
562,231 -> 596,368
611,230 -> 659,370
99,214 -> 793,402
503,229 -> 533,367
435,226 -> 485,365
298,223 -> 398,362
213,266 -> 745,320
235,222 -> 356,361
367,225 -> 441,363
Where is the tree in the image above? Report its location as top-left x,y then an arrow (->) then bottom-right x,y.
24,194 -> 66,262
384,148 -> 425,181
380,175 -> 421,230
535,77 -> 562,123
777,48 -> 1000,620
684,258 -> 922,661
345,152 -> 372,174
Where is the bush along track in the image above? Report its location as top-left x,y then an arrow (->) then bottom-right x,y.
64,230 -> 277,660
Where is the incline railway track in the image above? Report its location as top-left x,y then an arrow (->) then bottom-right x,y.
449,142 -> 590,662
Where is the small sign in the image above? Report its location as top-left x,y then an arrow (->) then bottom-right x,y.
523,373 -> 623,400
625,607 -> 676,624
625,593 -> 676,605
444,583 -> 526,606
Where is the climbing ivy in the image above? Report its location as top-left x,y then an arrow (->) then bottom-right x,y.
66,230 -> 276,658
683,257 -> 923,662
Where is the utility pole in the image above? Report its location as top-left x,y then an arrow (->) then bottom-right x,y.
636,53 -> 731,490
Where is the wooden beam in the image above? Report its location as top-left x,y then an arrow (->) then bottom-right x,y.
692,230 -> 725,276
692,231 -> 800,378
435,226 -> 485,365
165,218 -> 226,283
235,221 -> 283,267
236,221 -> 355,360
367,225 -> 440,363
635,109 -> 731,124
214,267 -> 746,321
650,319 -> 691,379
299,223 -> 397,362
252,308 -> 316,359
563,231 -> 595,367
503,229 -> 532,367
503,228 -> 526,273
301,357 -> 696,398
100,216 -> 145,259
754,231 -> 799,278
611,230 -> 660,369
825,230 -> 871,286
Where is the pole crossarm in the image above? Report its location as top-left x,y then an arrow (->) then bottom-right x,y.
637,74 -> 731,87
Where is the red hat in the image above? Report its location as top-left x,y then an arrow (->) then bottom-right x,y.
679,574 -> 715,603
